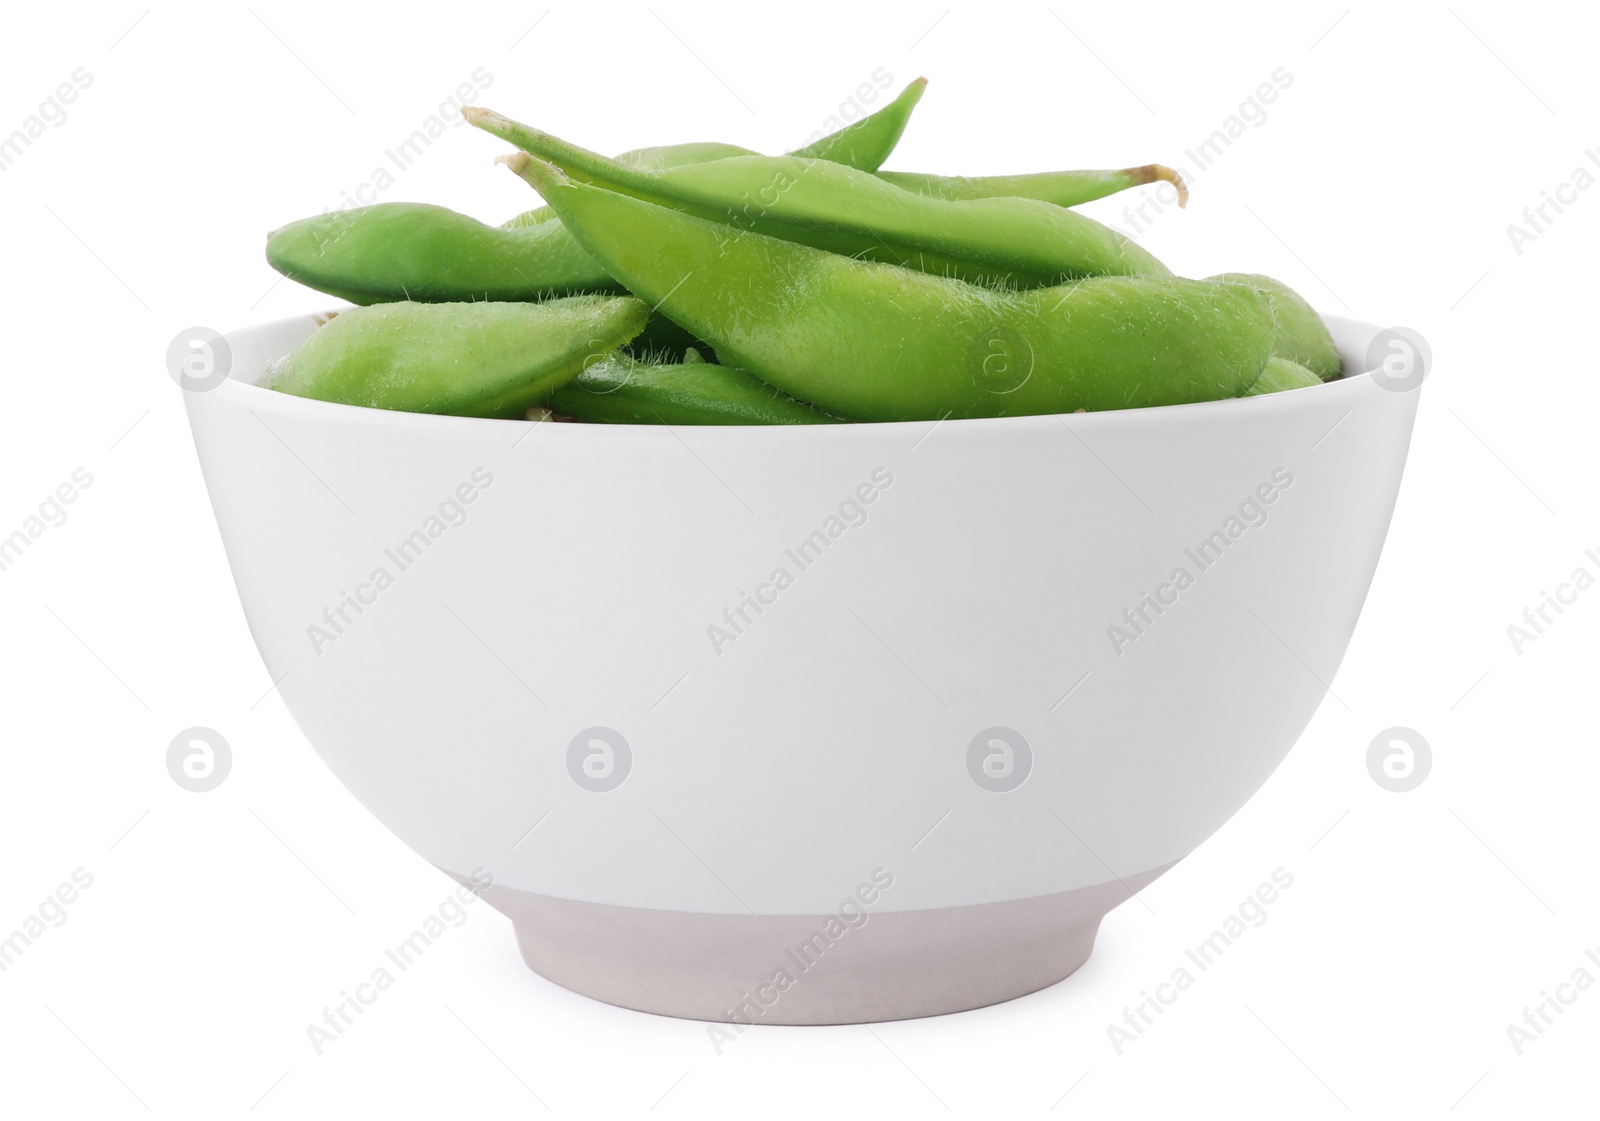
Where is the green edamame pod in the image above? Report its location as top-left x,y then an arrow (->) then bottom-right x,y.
512,158 -> 1184,228
269,296 -> 646,417
1243,356 -> 1322,396
875,164 -> 1188,208
547,354 -> 833,425
267,203 -> 618,304
789,77 -> 926,170
500,146 -> 758,229
1209,272 -> 1341,381
266,203 -> 697,357
268,80 -> 931,304
501,79 -> 925,228
521,159 -> 1271,421
479,118 -> 1169,288
511,160 -> 1183,228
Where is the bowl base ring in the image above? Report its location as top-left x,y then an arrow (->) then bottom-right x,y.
446,864 -> 1173,1025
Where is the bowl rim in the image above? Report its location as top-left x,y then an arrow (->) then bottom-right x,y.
196,309 -> 1404,437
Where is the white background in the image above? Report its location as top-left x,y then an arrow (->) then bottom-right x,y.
2,2 -> 1596,1116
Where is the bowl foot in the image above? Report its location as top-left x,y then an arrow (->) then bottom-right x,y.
451,865 -> 1171,1025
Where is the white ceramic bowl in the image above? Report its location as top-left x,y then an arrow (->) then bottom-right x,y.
185,313 -> 1419,1024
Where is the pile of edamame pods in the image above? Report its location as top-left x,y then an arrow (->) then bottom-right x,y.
265,79 -> 1341,423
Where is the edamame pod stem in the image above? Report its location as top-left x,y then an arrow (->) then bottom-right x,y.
269,296 -> 647,417
1209,273 -> 1341,380
875,164 -> 1188,208
519,159 -> 1272,421
1243,356 -> 1322,395
547,354 -> 834,425
267,202 -> 617,304
479,119 -> 1169,288
500,79 -> 926,228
